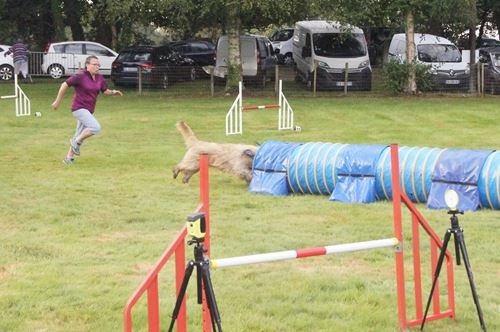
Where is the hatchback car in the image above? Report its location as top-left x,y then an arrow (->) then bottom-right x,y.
110,45 -> 196,88
42,41 -> 118,78
478,47 -> 500,94
0,44 -> 14,80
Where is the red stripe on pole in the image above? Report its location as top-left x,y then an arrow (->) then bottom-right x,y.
296,247 -> 327,258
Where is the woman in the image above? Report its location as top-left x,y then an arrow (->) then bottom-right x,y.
51,55 -> 123,164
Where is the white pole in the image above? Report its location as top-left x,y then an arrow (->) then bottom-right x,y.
212,238 -> 398,269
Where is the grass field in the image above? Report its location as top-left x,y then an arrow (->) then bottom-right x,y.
1,81 -> 499,331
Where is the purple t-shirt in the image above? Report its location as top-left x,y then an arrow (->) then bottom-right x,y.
65,70 -> 108,113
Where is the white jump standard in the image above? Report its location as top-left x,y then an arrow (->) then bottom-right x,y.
212,238 -> 399,268
0,74 -> 31,117
225,80 -> 294,135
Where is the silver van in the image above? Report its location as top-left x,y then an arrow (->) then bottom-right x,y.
293,20 -> 372,90
388,33 -> 470,91
211,35 -> 276,86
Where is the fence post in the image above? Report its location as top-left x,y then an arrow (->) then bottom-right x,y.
275,65 -> 279,96
138,66 -> 142,95
313,61 -> 317,97
481,63 -> 484,96
344,62 -> 349,95
476,62 -> 480,96
210,66 -> 214,97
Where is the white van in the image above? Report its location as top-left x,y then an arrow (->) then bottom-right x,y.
269,28 -> 294,65
293,20 -> 372,90
388,33 -> 470,90
211,35 -> 276,85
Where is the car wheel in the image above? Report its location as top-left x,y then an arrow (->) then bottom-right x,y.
0,64 -> 14,80
283,53 -> 294,66
189,67 -> 196,81
48,64 -> 64,79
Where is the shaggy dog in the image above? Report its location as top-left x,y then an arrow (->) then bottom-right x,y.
173,121 -> 258,183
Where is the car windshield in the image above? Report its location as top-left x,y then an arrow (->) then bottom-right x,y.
417,44 -> 461,62
270,29 -> 293,42
117,51 -> 151,62
312,33 -> 367,57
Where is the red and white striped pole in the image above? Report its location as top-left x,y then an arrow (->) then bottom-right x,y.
211,238 -> 398,269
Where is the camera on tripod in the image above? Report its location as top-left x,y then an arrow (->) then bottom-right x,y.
186,212 -> 206,242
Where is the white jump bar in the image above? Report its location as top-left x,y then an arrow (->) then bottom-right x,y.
211,238 -> 399,269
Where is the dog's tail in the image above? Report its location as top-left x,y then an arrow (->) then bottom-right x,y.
176,121 -> 198,148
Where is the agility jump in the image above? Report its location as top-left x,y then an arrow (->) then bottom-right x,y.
124,145 -> 456,331
0,74 -> 31,116
225,80 -> 294,135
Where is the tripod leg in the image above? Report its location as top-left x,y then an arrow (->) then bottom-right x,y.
420,230 -> 452,331
456,232 -> 487,331
168,261 -> 195,332
197,262 -> 203,304
454,232 -> 461,265
201,261 -> 223,332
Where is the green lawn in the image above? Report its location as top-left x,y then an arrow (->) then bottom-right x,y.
0,81 -> 499,331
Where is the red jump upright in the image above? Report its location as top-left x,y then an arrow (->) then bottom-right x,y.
123,154 -> 210,332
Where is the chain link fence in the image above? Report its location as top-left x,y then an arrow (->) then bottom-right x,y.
2,52 -> 499,97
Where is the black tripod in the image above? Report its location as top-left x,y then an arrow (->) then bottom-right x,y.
420,209 -> 486,331
168,238 -> 222,332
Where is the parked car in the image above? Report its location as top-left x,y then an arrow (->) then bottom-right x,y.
389,33 -> 470,91
478,47 -> 500,94
269,28 -> 294,65
110,45 -> 196,88
0,44 -> 14,80
211,34 -> 277,86
42,41 -> 118,79
169,40 -> 215,67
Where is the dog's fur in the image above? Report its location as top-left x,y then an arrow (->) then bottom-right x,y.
173,121 -> 258,183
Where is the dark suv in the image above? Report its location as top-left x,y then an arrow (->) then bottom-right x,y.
111,45 -> 196,88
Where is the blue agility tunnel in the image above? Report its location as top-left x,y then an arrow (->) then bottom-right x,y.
249,141 -> 499,211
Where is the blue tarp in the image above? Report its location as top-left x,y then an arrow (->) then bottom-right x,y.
478,151 -> 500,209
427,149 -> 493,211
287,142 -> 346,194
375,146 -> 443,203
249,141 -> 499,210
329,144 -> 387,203
248,141 -> 302,196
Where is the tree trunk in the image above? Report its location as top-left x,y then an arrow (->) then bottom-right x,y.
50,0 -> 66,41
62,0 -> 84,40
468,0 -> 477,93
225,2 -> 242,93
111,25 -> 118,51
405,11 -> 417,94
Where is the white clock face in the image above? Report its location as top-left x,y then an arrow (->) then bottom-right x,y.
444,189 -> 459,210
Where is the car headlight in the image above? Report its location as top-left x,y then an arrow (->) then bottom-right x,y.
429,67 -> 437,75
465,66 -> 470,75
317,61 -> 329,68
358,60 -> 369,68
